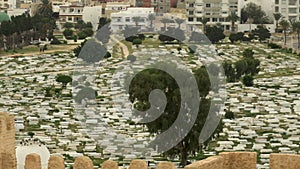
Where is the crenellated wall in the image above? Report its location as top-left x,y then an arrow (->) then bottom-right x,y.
0,112 -> 17,169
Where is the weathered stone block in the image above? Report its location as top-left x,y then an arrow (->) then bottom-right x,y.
157,161 -> 176,169
25,153 -> 41,169
129,159 -> 148,169
220,152 -> 256,169
270,153 -> 300,169
101,160 -> 118,169
74,156 -> 94,169
48,155 -> 65,169
184,156 -> 224,169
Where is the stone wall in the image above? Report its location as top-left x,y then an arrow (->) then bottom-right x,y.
0,112 -> 16,169
184,156 -> 224,169
270,153 -> 300,169
220,152 -> 257,169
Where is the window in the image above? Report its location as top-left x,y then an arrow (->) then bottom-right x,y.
117,17 -> 121,22
160,6 -> 163,9
189,11 -> 194,15
289,8 -> 297,13
219,18 -> 224,22
197,17 -> 201,22
125,17 -> 130,22
78,9 -> 81,13
212,18 -> 217,22
275,0 -> 279,4
70,8 -> 74,12
189,3 -> 194,7
206,3 -> 211,7
226,25 -> 230,30
206,12 -> 210,15
119,25 -> 123,29
275,6 -> 279,12
288,0 -> 297,5
188,17 -> 194,22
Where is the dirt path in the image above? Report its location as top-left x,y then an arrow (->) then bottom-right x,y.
111,36 -> 129,58
0,45 -> 78,57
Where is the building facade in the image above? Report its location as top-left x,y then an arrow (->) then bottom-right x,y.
58,5 -> 84,27
186,0 -> 239,32
275,0 -> 300,21
110,7 -> 154,32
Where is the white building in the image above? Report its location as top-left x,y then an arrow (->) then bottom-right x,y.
186,0 -> 239,32
275,0 -> 300,21
82,6 -> 102,31
0,0 -> 16,9
104,2 -> 130,18
110,7 -> 155,32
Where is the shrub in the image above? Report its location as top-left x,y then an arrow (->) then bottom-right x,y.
242,75 -> 254,86
127,55 -> 136,62
83,28 -> 94,37
77,31 -> 87,39
268,43 -> 281,49
132,38 -> 142,46
63,29 -> 73,39
225,110 -> 235,119
50,37 -> 62,44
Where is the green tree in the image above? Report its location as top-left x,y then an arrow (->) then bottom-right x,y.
128,66 -> 222,166
273,13 -> 282,33
252,25 -> 271,42
56,75 -> 72,88
205,26 -> 225,44
75,20 -> 87,30
132,38 -> 142,47
227,11 -> 239,32
64,22 -> 73,29
241,2 -> 269,24
63,29 -> 73,39
279,20 -> 289,45
36,0 -> 53,17
229,32 -> 244,43
97,17 -> 111,30
28,131 -> 35,138
242,75 -> 254,86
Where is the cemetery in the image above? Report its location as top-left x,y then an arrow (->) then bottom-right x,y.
0,34 -> 299,168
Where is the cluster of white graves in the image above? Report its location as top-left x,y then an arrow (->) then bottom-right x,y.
0,37 -> 299,168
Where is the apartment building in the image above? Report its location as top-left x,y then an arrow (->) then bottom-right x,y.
275,0 -> 300,21
110,7 -> 154,32
186,0 -> 238,32
0,0 -> 16,9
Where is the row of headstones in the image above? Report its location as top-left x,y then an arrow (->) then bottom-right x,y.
24,152 -> 300,169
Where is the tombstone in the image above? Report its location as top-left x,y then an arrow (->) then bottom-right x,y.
74,156 -> 94,169
101,160 -> 118,169
48,155 -> 64,169
128,159 -> 148,169
157,161 -> 176,169
25,153 -> 41,169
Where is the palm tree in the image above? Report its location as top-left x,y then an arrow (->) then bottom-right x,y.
227,11 -> 239,32
175,18 -> 185,29
36,0 -> 53,17
290,20 -> 300,48
273,13 -> 282,33
161,18 -> 171,31
279,20 -> 289,45
148,14 -> 156,31
200,17 -> 209,33
132,16 -> 142,28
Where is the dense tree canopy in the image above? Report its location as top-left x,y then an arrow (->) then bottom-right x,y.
128,65 -> 222,166
205,26 -> 225,44
241,2 -> 270,24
